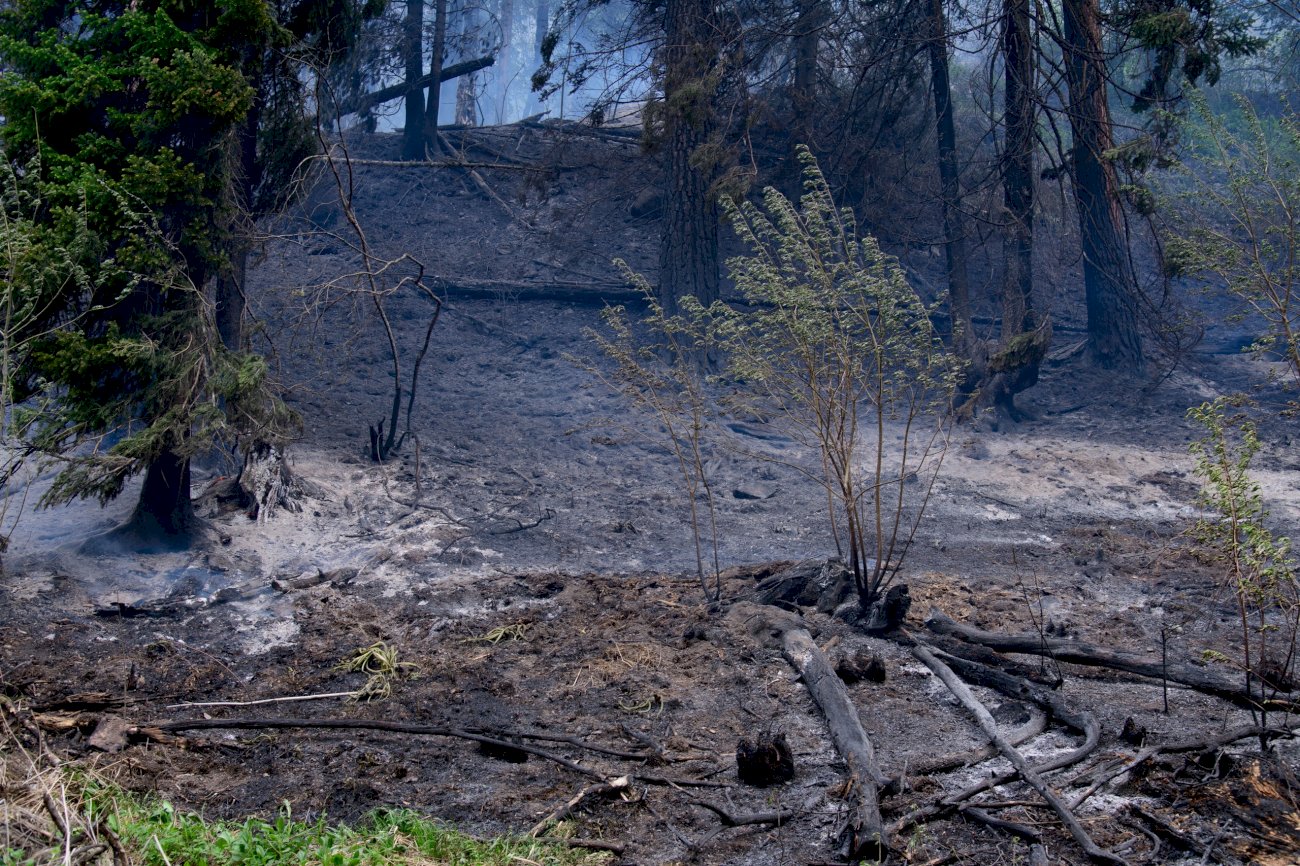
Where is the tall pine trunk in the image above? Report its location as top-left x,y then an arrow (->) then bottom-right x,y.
494,0 -> 514,124
658,0 -> 720,317
926,0 -> 971,352
402,0 -> 426,160
1062,0 -> 1143,369
456,4 -> 481,126
425,0 -> 448,154
526,0 -> 549,115
1002,0 -> 1035,339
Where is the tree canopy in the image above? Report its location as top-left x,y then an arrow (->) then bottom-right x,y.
0,0 -> 292,547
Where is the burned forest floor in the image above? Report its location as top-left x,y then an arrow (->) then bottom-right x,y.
3,125 -> 1300,866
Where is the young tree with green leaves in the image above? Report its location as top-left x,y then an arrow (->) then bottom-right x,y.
0,0 -> 294,550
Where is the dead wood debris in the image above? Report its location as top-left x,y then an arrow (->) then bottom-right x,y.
779,625 -> 889,860
926,609 -> 1298,711
911,642 -> 1128,865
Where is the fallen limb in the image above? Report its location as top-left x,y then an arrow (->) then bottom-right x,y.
529,776 -> 631,837
911,643 -> 1127,865
342,56 -> 496,114
780,627 -> 889,860
546,837 -> 625,853
958,805 -> 1041,843
689,797 -> 796,827
895,704 -> 1047,787
165,692 -> 357,710
143,717 -> 605,780
926,609 -> 1294,710
1127,804 -> 1205,857
887,641 -> 1104,835
436,131 -> 525,227
1069,721 -> 1300,809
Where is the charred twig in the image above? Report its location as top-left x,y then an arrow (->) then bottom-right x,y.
958,805 -> 1041,843
1069,721 -> 1300,809
911,643 -> 1127,865
547,837 -> 625,853
619,723 -> 667,764
529,776 -> 631,837
509,729 -> 653,761
1128,804 -> 1206,857
689,797 -> 795,826
892,705 -> 1047,790
145,717 -> 605,780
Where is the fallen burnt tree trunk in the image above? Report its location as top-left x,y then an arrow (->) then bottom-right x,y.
780,626 -> 889,860
341,56 -> 496,116
925,609 -> 1296,711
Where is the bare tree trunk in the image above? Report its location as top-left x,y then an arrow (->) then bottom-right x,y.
495,0 -> 515,123
792,0 -> 823,130
425,0 -> 448,155
1062,0 -> 1143,369
658,0 -> 720,317
402,0 -> 427,160
526,0 -> 549,115
1002,0 -> 1035,340
979,0 -> 1051,416
926,0 -> 971,353
85,445 -> 199,553
456,4 -> 482,126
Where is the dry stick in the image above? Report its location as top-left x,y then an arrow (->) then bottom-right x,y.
896,705 -> 1047,786
911,643 -> 1128,866
337,158 -> 548,171
958,805 -> 1041,843
886,638 -> 1104,833
144,717 -> 604,780
1068,721 -> 1300,810
780,627 -> 889,860
689,798 -> 796,827
142,717 -> 720,790
926,609 -> 1297,711
165,692 -> 358,710
529,775 -> 631,837
435,131 -> 527,227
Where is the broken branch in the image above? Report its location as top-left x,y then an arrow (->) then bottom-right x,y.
926,609 -> 1295,710
911,642 -> 1127,865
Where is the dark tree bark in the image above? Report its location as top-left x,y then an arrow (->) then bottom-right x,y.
424,0 -> 449,155
215,100 -> 260,351
791,0 -> 823,128
402,0 -> 427,160
494,0 -> 514,124
85,445 -> 198,553
1001,0 -> 1035,341
456,4 -> 482,126
1061,0 -> 1144,369
977,0 -> 1052,417
925,0 -> 971,353
658,0 -> 721,317
526,0 -> 549,115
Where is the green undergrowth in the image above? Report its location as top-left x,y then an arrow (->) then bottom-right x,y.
4,778 -> 609,866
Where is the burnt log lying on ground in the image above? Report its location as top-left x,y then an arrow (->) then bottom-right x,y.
778,624 -> 890,859
925,609 -> 1298,711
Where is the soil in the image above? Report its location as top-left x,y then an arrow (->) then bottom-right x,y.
2,124 -> 1299,866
